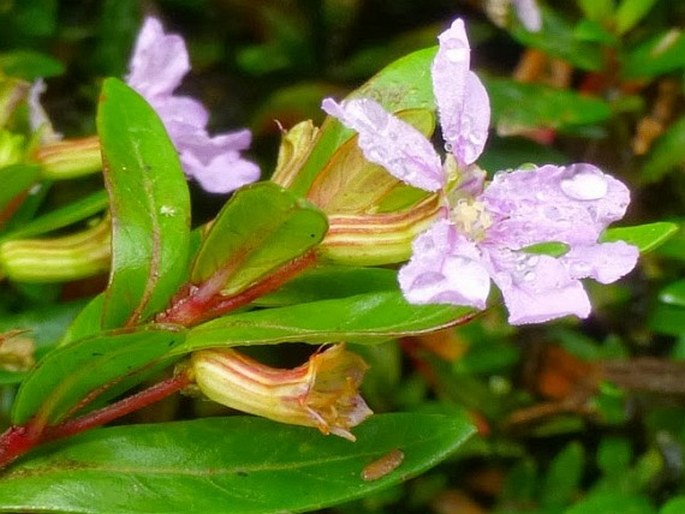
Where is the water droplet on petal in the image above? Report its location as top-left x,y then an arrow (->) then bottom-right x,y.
560,167 -> 608,200
445,47 -> 468,63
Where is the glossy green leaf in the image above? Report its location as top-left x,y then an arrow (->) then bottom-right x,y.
289,47 -> 437,195
622,29 -> 685,79
641,116 -> 685,183
0,189 -> 108,243
11,325 -> 184,425
0,164 -> 40,214
0,50 -> 64,80
179,291 -> 474,354
601,222 -> 679,253
615,0 -> 658,34
59,294 -> 106,345
257,265 -> 398,306
191,182 -> 327,296
0,413 -> 474,514
659,279 -> 685,307
511,8 -> 604,71
485,78 -> 612,134
97,78 -> 191,328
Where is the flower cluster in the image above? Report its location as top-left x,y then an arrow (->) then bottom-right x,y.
323,18 -> 639,325
126,17 -> 259,193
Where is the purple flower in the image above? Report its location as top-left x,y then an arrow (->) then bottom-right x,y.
512,0 -> 542,32
127,17 -> 259,193
322,18 -> 490,192
321,17 -> 639,324
398,164 -> 639,324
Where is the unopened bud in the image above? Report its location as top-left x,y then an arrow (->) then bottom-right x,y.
0,215 -> 111,282
34,135 -> 101,180
190,344 -> 373,441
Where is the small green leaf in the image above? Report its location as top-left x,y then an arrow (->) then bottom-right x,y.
0,413 -> 474,514
615,0 -> 658,35
601,222 -> 679,253
597,436 -> 632,475
622,29 -> 685,79
97,78 -> 191,328
0,50 -> 64,80
642,116 -> 685,183
59,294 -> 106,345
191,182 -> 328,296
541,442 -> 585,509
257,265 -> 399,306
179,291 -> 474,354
578,0 -> 615,23
11,325 -> 184,425
521,241 -> 570,258
659,279 -> 685,307
485,78 -> 612,134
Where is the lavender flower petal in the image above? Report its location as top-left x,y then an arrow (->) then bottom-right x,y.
432,19 -> 490,166
126,17 -> 190,99
563,242 -> 639,284
399,219 -> 490,308
321,97 -> 444,191
512,0 -> 543,32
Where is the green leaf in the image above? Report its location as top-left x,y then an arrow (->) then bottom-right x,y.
541,442 -> 585,509
485,78 -> 612,134
0,50 -> 64,80
59,294 -> 106,345
191,182 -> 327,296
521,241 -> 570,257
179,291 -> 474,354
564,492 -> 656,514
659,279 -> 685,307
257,265 -> 399,306
289,47 -> 437,195
622,29 -> 685,79
11,325 -> 184,425
0,413 -> 474,514
615,0 -> 658,34
97,78 -> 191,328
597,436 -> 632,475
601,222 -> 679,253
661,497 -> 685,514
511,7 -> 604,71
578,0 -> 615,23
642,116 -> 685,183
0,189 -> 108,243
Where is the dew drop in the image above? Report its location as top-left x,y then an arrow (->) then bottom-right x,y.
560,167 -> 608,200
445,47 -> 468,63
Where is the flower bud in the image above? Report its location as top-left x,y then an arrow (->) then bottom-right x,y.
0,330 -> 35,372
271,120 -> 320,189
0,215 -> 111,282
34,135 -> 102,180
190,344 -> 373,441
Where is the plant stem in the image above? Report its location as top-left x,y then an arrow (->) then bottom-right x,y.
0,371 -> 192,471
157,250 -> 317,326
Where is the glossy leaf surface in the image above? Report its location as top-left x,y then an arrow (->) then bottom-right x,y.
191,182 -> 327,296
11,325 -> 184,425
97,78 -> 191,328
0,413 -> 474,514
179,291 -> 474,353
601,222 -> 679,253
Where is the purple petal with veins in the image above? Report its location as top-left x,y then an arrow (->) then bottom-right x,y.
322,97 -> 444,191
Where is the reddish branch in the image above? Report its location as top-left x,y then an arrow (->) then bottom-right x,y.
0,371 -> 191,471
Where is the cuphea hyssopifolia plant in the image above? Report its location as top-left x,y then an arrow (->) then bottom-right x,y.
0,15 -> 645,482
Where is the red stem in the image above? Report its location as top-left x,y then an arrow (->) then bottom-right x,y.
0,371 -> 191,471
157,250 -> 317,326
